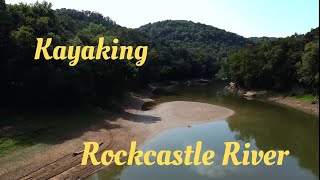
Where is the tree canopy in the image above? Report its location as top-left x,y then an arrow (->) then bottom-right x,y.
0,1 -> 148,107
138,20 -> 248,80
0,1 -> 318,108
218,28 -> 319,94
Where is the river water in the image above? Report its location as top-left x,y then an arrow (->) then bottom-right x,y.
88,82 -> 319,180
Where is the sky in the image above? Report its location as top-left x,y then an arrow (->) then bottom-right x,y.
6,0 -> 319,37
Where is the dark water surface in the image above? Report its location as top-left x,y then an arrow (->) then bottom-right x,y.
88,83 -> 319,180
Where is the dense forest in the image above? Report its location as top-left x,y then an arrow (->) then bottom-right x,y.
218,28 -> 319,95
139,20 -> 248,79
0,1 -> 249,107
0,0 -> 318,108
0,1 -> 149,107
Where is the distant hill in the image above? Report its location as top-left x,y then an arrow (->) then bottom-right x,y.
136,20 -> 250,80
248,36 -> 278,43
138,20 -> 249,60
3,0 -> 316,107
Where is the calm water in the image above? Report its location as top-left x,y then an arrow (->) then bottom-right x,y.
88,82 -> 319,180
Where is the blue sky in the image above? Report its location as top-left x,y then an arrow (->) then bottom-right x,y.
6,0 -> 319,37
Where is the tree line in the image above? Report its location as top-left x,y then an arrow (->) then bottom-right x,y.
218,28 -> 319,95
0,0 -> 318,108
0,1 -> 149,107
0,1 -> 248,107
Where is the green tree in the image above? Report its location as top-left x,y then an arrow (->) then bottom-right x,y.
297,41 -> 319,95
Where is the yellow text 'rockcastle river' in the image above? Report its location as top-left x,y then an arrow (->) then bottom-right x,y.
34,37 -> 148,66
81,141 -> 290,166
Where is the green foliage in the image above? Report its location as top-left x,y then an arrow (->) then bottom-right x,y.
219,28 -> 319,94
296,41 -> 319,94
290,94 -> 318,102
0,0 -> 8,47
139,20 -> 247,57
138,20 -> 248,80
1,0 -> 318,108
10,25 -> 35,47
0,1 -> 143,107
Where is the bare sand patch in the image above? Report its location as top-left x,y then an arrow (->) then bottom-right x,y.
138,101 -> 234,145
0,100 -> 234,180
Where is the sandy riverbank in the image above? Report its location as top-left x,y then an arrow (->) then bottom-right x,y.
0,97 -> 234,179
267,96 -> 319,116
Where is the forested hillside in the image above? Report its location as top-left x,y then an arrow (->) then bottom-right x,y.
0,1 -> 150,107
0,1 -> 251,107
218,28 -> 319,94
0,0 -> 318,108
138,20 -> 248,79
139,20 -> 248,57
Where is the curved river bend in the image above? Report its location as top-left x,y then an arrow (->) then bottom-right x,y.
88,82 -> 319,180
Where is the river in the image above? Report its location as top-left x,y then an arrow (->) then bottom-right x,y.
87,82 -> 319,180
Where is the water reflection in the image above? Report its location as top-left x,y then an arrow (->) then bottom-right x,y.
227,112 -> 319,177
88,83 -> 319,180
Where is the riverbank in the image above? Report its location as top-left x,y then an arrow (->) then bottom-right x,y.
266,96 -> 319,116
0,90 -> 234,179
224,82 -> 319,116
